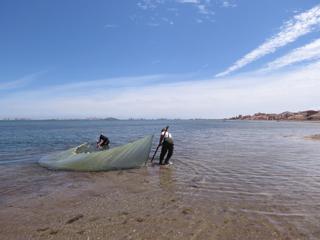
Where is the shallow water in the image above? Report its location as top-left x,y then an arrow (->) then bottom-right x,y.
1,120 -> 320,239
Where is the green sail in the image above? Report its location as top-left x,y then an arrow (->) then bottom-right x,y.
39,135 -> 153,171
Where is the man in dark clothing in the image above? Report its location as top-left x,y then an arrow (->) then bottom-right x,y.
159,128 -> 174,165
97,134 -> 110,150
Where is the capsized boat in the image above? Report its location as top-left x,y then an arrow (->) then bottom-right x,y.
39,135 -> 153,171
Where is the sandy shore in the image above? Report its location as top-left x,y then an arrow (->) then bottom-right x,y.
0,163 -> 312,240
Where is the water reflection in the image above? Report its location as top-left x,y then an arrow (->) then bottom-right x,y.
159,166 -> 174,190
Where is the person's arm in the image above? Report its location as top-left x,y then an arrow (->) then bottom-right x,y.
97,136 -> 102,148
159,132 -> 164,146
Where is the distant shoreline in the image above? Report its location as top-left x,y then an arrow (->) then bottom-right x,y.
0,118 -> 218,121
229,110 -> 320,121
2,110 -> 320,122
0,118 -> 121,121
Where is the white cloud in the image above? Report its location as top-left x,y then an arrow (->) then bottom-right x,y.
216,4 -> 320,77
177,0 -> 199,3
147,22 -> 161,27
197,4 -> 209,14
221,1 -> 236,8
136,0 -> 217,25
104,24 -> 118,29
262,38 -> 320,71
0,71 -> 45,91
1,63 -> 320,119
137,0 -> 165,10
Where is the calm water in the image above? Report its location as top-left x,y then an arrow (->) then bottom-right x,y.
1,120 -> 320,237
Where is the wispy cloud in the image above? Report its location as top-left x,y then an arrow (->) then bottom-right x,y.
177,0 -> 199,3
262,38 -> 320,72
0,71 -> 45,91
221,1 -> 236,8
0,74 -> 190,99
1,63 -> 320,119
137,0 -> 165,10
136,0 -> 218,25
36,74 -> 171,94
216,4 -> 320,77
104,24 -> 118,29
147,22 -> 161,27
197,4 -> 213,15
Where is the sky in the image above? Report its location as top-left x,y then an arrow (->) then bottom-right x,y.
1,0 -> 320,119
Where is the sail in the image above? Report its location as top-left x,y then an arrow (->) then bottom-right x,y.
39,135 -> 153,171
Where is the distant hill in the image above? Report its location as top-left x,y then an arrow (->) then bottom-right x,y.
85,117 -> 120,121
101,117 -> 119,121
229,110 -> 320,121
0,117 -> 121,121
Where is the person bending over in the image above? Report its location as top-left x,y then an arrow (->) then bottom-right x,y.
97,133 -> 110,150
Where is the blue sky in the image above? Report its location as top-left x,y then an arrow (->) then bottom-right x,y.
1,0 -> 320,119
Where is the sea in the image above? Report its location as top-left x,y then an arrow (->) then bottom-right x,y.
1,119 -> 320,238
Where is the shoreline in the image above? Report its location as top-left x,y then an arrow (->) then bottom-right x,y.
0,163 -> 307,240
227,119 -> 320,123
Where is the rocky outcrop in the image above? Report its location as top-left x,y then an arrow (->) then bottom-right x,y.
230,110 -> 320,121
307,112 -> 320,121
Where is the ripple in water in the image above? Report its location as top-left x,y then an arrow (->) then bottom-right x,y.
1,120 -> 320,238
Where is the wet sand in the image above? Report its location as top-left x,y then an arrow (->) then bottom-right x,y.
0,163 -> 311,240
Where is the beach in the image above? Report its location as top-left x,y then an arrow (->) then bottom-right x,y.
1,163 -> 308,240
1,120 -> 320,239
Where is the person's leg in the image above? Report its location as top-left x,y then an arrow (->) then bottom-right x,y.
159,143 -> 168,165
164,144 -> 174,164
101,144 -> 109,150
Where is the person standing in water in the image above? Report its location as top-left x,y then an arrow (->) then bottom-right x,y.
97,133 -> 110,150
159,128 -> 174,165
